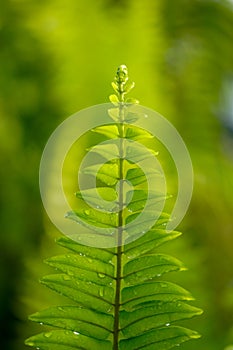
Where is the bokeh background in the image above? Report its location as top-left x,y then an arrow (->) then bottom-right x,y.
1,0 -> 233,349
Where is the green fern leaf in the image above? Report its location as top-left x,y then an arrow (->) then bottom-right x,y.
26,66 -> 202,350
25,330 -> 112,350
29,306 -> 113,340
124,229 -> 182,259
126,190 -> 168,212
119,326 -> 201,350
83,162 -> 119,186
120,303 -> 202,338
57,236 -> 115,262
45,253 -> 114,285
92,124 -> 120,139
93,124 -> 153,141
66,208 -> 118,228
126,166 -> 161,186
40,273 -> 114,312
123,254 -> 186,284
75,188 -> 118,211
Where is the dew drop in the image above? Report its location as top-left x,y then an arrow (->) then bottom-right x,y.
73,331 -> 79,335
39,322 -> 43,325
160,282 -> 167,288
84,210 -> 90,215
107,306 -> 113,313
157,274 -> 161,277
165,323 -> 170,326
26,342 -> 35,346
126,254 -> 133,260
98,273 -> 106,279
44,332 -> 52,338
63,275 -> 71,281
99,288 -> 104,297
58,306 -> 64,312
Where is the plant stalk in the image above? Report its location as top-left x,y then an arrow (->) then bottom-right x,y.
113,88 -> 125,350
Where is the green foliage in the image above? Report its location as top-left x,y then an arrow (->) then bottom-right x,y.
25,66 -> 202,349
1,1 -> 233,349
25,233 -> 202,349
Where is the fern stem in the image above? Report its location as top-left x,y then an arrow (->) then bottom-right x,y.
113,238 -> 122,349
113,81 -> 125,349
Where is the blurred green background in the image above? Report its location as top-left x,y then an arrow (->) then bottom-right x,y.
1,0 -> 233,349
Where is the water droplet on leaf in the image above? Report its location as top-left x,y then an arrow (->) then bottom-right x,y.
160,282 -> 167,288
44,332 -> 52,338
58,306 -> 64,312
26,342 -> 35,346
63,275 -> 71,281
99,288 -> 104,297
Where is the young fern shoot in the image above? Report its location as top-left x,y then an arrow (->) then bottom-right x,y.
25,65 -> 202,350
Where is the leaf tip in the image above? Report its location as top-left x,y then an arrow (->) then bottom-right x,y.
196,307 -> 204,316
191,330 -> 202,339
39,276 -> 47,285
180,265 -> 188,272
43,257 -> 52,266
28,312 -> 40,322
25,337 -> 35,347
109,94 -> 119,105
55,237 -> 63,245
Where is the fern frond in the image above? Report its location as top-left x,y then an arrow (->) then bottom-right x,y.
26,65 -> 202,350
